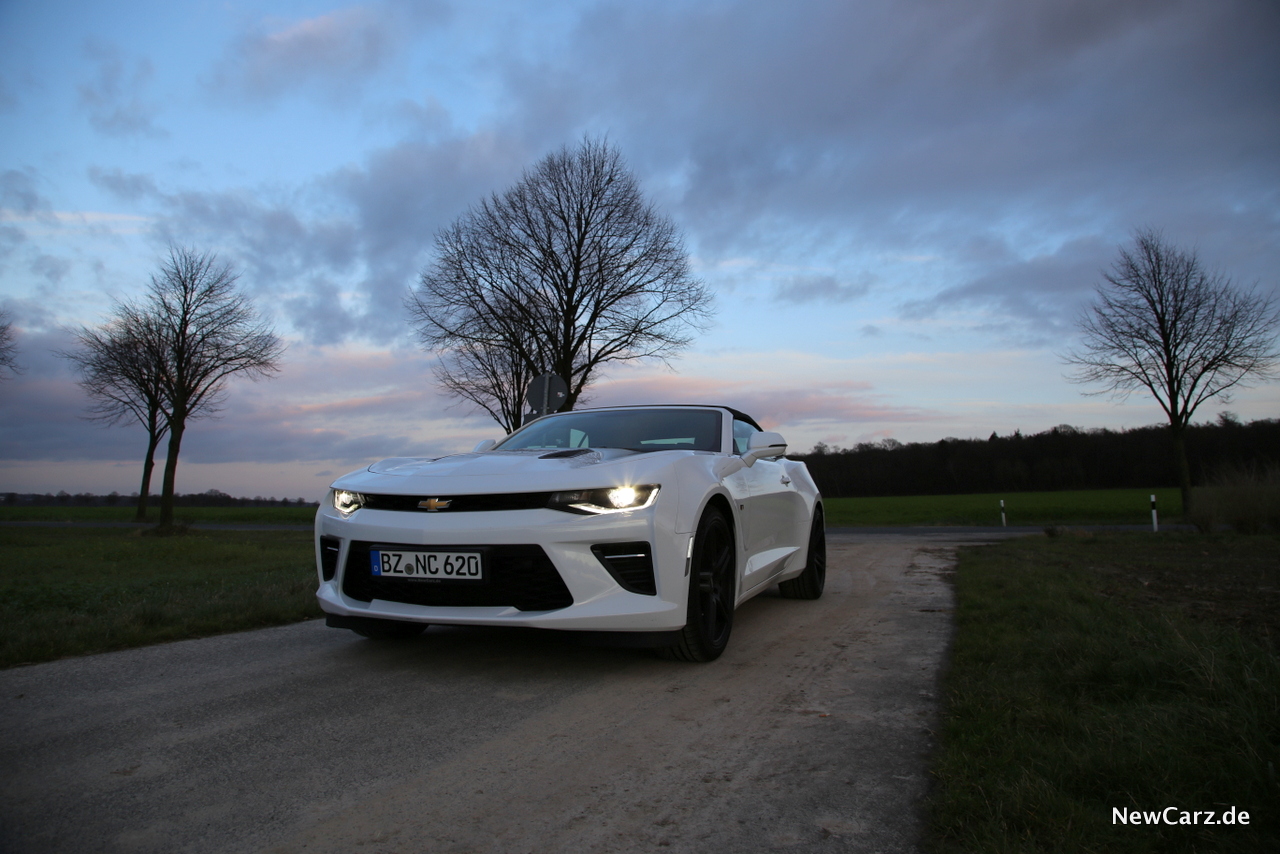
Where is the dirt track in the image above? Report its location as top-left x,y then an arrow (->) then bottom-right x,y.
0,533 -> 1000,853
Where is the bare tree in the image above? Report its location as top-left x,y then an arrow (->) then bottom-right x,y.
60,311 -> 169,521
0,310 -> 19,380
407,138 -> 712,427
138,247 -> 284,530
1064,230 -> 1280,509
435,328 -> 540,433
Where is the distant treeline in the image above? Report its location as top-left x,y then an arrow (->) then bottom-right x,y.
4,489 -> 320,508
793,417 -> 1280,498
6,418 -> 1277,505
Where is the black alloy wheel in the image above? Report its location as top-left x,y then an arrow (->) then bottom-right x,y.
779,507 -> 826,600
660,506 -> 735,662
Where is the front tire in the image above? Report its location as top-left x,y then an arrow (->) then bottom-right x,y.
659,506 -> 736,662
779,507 -> 825,600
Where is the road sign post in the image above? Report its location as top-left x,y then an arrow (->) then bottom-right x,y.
525,374 -> 568,420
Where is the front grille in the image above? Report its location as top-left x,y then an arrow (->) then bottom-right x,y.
342,542 -> 573,611
361,492 -> 554,512
591,542 -> 656,595
319,536 -> 341,581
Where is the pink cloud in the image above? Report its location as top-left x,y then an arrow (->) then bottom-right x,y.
585,373 -> 940,431
212,3 -> 448,101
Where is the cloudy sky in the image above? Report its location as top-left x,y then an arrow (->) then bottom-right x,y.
1,0 -> 1277,500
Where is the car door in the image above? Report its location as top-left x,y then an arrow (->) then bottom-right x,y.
734,423 -> 806,594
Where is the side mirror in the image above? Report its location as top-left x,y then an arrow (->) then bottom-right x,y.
472,439 -> 497,452
742,431 -> 787,467
713,457 -> 746,479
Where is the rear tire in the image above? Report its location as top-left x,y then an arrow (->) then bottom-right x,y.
658,506 -> 735,662
779,507 -> 825,600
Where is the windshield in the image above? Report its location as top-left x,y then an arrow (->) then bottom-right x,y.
496,408 -> 723,453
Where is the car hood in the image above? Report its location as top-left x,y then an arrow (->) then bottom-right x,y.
331,447 -> 695,495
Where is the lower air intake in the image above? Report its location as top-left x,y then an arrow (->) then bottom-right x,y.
591,542 -> 657,596
319,536 -> 341,581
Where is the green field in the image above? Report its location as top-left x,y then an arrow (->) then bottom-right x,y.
824,487 -> 1181,527
0,527 -> 319,668
1,487 -> 1182,528
929,532 -> 1279,852
0,504 -> 317,525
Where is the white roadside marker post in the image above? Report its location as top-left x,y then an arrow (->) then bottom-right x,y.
1151,494 -> 1158,532
1000,499 -> 1007,528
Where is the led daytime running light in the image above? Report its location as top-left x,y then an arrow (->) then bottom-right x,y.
549,484 -> 659,515
333,489 -> 366,515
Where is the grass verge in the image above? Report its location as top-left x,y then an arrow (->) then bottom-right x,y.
0,527 -> 320,668
5,488 -> 1180,528
929,532 -> 1279,853
825,488 -> 1182,527
0,505 -> 317,524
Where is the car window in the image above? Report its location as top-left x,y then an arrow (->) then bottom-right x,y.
498,409 -> 724,452
733,418 -> 759,456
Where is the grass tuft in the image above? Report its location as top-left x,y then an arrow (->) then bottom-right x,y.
1188,464 -> 1280,534
928,533 -> 1280,853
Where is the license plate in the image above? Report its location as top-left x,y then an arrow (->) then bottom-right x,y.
370,549 -> 484,581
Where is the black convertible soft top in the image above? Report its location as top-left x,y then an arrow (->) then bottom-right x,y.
719,406 -> 763,431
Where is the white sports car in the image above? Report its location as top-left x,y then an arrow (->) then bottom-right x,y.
314,404 -> 825,661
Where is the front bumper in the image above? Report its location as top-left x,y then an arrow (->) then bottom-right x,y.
314,503 -> 691,632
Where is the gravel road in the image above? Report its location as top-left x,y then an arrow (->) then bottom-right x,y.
0,532 -> 1005,854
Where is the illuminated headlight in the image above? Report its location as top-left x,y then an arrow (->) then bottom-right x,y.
548,484 -> 660,515
332,489 -> 366,516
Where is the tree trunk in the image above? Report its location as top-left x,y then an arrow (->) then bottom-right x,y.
157,419 -> 185,530
1170,422 -> 1193,515
134,436 -> 158,522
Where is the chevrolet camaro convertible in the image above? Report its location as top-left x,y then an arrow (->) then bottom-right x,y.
314,404 -> 825,661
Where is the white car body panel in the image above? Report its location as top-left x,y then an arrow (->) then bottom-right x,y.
314,405 -> 822,642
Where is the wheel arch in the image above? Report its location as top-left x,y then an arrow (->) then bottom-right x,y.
702,491 -> 737,539
698,491 -> 740,603
808,498 -> 826,557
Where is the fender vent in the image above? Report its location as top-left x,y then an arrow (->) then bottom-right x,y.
591,542 -> 656,596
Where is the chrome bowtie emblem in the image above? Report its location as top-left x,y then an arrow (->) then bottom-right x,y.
418,497 -> 452,511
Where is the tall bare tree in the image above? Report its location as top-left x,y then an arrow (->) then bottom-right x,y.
61,311 -> 169,521
1064,229 -> 1279,509
407,138 -> 712,428
0,310 -> 19,380
434,329 -> 539,433
137,247 -> 284,529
